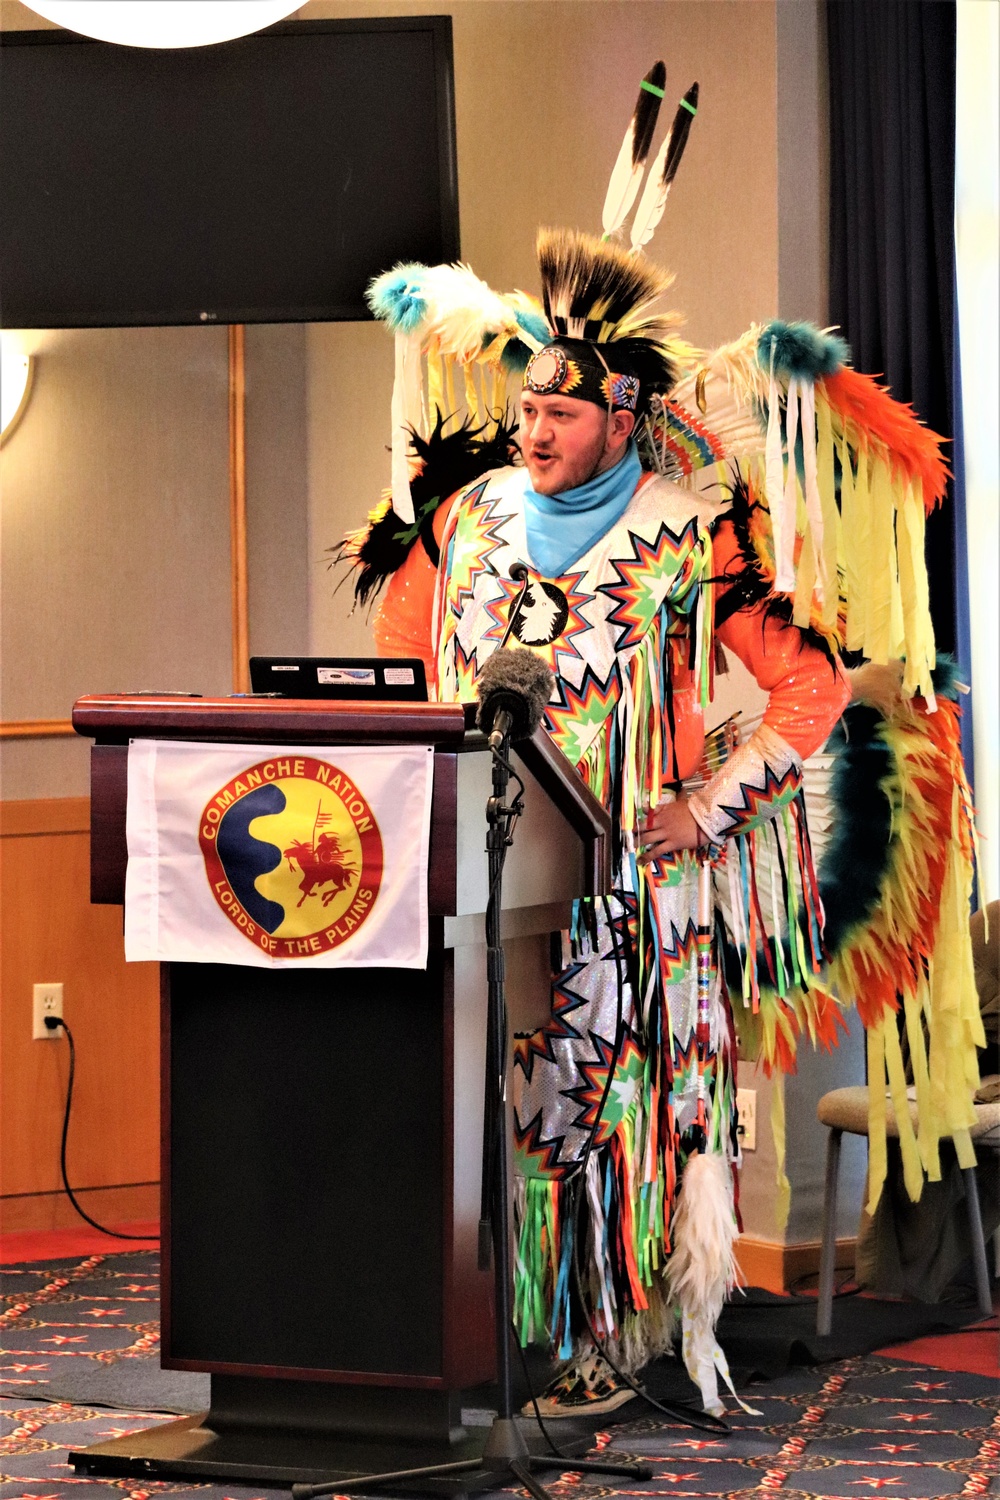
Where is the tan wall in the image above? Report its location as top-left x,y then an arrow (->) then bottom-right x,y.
0,327 -> 231,798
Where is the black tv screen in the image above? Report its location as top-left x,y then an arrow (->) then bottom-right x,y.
0,17 -> 459,327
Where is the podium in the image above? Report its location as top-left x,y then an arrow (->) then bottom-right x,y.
68,694 -> 611,1486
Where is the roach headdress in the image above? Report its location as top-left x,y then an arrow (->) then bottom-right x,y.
524,227 -> 684,416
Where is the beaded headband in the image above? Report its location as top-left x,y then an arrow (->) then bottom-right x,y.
523,339 -> 641,412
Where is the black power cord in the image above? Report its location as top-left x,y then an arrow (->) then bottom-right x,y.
44,1016 -> 158,1242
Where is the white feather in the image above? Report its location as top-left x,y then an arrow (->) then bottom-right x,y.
666,1149 -> 739,1414
666,1150 -> 737,1328
418,263 -> 514,364
629,129 -> 673,253
602,123 -> 645,238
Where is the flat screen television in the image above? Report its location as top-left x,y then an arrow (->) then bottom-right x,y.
0,17 -> 459,327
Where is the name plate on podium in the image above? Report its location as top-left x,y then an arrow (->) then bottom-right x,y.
124,739 -> 433,968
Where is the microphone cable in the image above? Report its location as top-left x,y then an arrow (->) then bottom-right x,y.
44,1016 -> 158,1242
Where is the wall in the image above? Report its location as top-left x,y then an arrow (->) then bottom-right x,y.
0,320 -> 311,1228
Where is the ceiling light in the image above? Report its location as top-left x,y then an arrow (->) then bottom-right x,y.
1,337 -> 34,445
25,2 -> 302,50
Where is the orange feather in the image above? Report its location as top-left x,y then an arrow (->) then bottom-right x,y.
821,367 -> 949,511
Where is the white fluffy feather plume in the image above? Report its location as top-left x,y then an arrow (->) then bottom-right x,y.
666,1149 -> 738,1322
418,262 -> 517,364
666,1149 -> 738,1413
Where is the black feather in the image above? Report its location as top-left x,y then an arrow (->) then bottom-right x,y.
602,335 -> 679,417
328,409 -> 520,610
660,82 -> 699,189
632,61 -> 667,167
537,227 -> 674,337
711,469 -> 838,666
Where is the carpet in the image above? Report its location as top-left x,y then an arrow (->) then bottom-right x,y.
2,1355 -> 997,1500
1,1251 -> 991,1413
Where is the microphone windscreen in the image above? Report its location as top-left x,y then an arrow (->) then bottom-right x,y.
475,647 -> 555,740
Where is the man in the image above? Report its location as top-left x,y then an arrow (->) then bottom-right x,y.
517,361 -> 711,864
362,229 -> 851,1415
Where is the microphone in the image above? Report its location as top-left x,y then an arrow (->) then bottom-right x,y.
499,560 -> 531,650
475,647 -> 555,750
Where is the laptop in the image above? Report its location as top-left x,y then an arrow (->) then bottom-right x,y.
248,657 -> 428,702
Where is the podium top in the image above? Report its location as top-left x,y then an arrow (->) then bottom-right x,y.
72,694 -> 467,745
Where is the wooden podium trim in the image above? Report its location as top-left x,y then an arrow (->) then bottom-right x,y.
518,729 -> 611,895
72,695 -> 468,745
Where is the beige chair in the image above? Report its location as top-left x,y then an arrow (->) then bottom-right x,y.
814,1085 -> 1000,1334
816,902 -> 999,1335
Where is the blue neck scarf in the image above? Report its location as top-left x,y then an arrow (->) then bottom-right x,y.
522,440 -> 643,578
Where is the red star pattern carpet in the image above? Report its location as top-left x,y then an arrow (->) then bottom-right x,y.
2,1234 -> 997,1500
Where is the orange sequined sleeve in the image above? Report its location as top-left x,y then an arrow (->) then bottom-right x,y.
371,499 -> 457,691
688,518 -> 851,843
711,518 -> 851,760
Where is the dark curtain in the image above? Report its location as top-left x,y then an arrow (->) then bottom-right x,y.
827,0 -> 958,653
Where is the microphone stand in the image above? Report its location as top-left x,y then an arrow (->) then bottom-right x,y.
292,727 -> 652,1500
470,728 -> 653,1498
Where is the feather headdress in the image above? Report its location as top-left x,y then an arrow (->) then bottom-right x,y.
533,227 -> 686,406
537,226 -> 678,343
630,83 -> 700,253
601,61 -> 667,238
365,261 -> 548,522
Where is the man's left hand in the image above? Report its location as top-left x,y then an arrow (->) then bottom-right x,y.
638,796 -> 705,862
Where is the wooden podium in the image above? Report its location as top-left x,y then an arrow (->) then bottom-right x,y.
68,694 -> 610,1486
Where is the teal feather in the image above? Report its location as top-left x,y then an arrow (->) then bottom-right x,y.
515,306 -> 552,346
756,320 -> 850,381
497,307 -> 554,374
366,263 -> 429,334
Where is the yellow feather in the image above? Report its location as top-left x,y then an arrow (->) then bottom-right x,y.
817,397 -> 840,635
866,1024 -> 889,1215
865,459 -> 895,662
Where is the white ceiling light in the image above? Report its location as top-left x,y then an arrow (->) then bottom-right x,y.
1,337 -> 34,445
25,2 -> 302,50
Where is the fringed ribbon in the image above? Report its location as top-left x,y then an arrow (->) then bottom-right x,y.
390,332 -> 420,524
765,339 -> 790,589
770,1074 -> 791,1231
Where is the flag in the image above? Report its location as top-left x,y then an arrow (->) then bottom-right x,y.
125,740 -> 433,968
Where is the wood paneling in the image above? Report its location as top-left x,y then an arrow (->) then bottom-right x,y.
228,324 -> 249,694
736,1234 -> 856,1295
0,798 -> 159,1208
0,720 -> 76,740
0,797 -> 90,837
1,1184 -> 159,1235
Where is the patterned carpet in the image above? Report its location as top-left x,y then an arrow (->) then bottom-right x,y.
2,1250 -> 998,1500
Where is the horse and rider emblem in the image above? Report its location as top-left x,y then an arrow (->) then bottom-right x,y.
199,755 -> 383,957
283,823 -> 356,908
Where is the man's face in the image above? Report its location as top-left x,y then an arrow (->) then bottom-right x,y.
519,390 -> 617,495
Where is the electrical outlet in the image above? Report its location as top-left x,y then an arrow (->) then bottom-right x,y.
736,1087 -> 757,1151
32,983 -> 63,1040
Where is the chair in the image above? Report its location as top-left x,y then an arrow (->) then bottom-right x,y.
814,1084 -> 1000,1334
